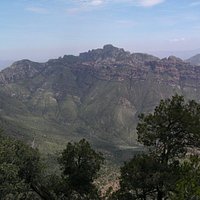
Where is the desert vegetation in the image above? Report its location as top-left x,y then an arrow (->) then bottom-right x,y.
1,95 -> 200,199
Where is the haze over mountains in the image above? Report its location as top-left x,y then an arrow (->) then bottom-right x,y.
152,49 -> 200,60
0,60 -> 14,70
187,54 -> 200,66
1,44 -> 200,160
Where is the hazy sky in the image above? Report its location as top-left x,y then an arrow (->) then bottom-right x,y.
0,0 -> 200,61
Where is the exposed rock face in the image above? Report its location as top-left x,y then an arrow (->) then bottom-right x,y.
1,45 -> 200,156
0,60 -> 44,83
147,57 -> 200,87
1,53 -> 199,88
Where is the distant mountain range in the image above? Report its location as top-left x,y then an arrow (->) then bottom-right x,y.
151,49 -> 200,60
186,54 -> 200,66
1,45 -> 200,161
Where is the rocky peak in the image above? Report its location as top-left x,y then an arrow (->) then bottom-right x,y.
10,59 -> 33,68
161,56 -> 182,63
47,55 -> 80,66
0,59 -> 44,84
167,56 -> 182,63
131,53 -> 159,63
102,44 -> 125,53
0,45 -> 198,88
79,44 -> 130,62
102,44 -> 130,59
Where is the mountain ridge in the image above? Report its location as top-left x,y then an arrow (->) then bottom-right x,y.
1,45 -> 200,161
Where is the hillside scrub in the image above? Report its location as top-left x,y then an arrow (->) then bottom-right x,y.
2,95 -> 200,199
0,134 -> 104,200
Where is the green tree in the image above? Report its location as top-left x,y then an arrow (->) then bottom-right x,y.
137,95 -> 200,199
57,139 -> 104,199
0,132 -> 43,199
113,95 -> 200,200
111,154 -> 179,200
137,95 -> 200,164
171,155 -> 200,200
0,163 -> 28,199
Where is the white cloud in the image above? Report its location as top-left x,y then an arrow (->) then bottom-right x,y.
66,0 -> 165,14
89,0 -> 104,6
137,0 -> 165,7
74,0 -> 104,6
66,0 -> 105,14
73,0 -> 165,7
169,37 -> 186,42
26,7 -> 49,14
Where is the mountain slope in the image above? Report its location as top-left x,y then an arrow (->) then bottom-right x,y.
187,54 -> 200,66
1,45 -> 200,161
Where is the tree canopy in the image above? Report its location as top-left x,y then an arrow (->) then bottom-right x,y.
0,132 -> 42,199
137,94 -> 200,164
171,155 -> 200,200
0,133 -> 104,200
46,139 -> 104,199
59,139 -> 103,191
113,94 -> 200,200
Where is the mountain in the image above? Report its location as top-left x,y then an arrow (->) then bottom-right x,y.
1,45 -> 200,161
186,54 -> 200,66
151,49 -> 200,60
